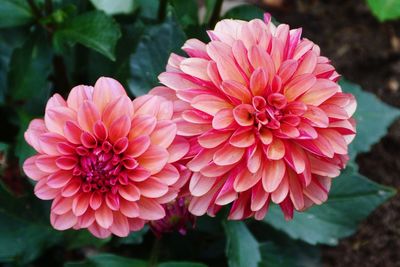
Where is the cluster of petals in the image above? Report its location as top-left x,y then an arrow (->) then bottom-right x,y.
23,77 -> 190,238
154,14 -> 356,220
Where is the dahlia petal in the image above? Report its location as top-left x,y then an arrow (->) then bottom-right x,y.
200,162 -> 235,177
213,143 -> 245,166
182,38 -> 209,59
109,115 -> 131,143
103,96 -> 134,128
93,77 -> 126,113
234,168 -> 262,192
127,166 -> 151,182
228,191 -> 251,220
46,94 -> 67,110
57,143 -> 77,156
176,119 -> 212,136
279,196 -> 294,220
247,145 -> 262,173
77,209 -> 95,228
232,40 -> 251,77
271,174 -> 289,203
67,85 -> 93,111
90,191 -> 103,210
189,179 -> 225,216
198,130 -> 232,149
126,136 -> 151,157
191,94 -> 232,116
251,182 -> 269,211
23,155 -> 47,181
88,223 -> 112,239
137,177 -> 169,198
250,68 -> 268,96
319,104 -> 349,120
319,129 -> 348,155
47,170 -> 72,189
36,155 -> 59,173
299,79 -> 339,106
51,211 -> 77,231
137,145 -> 169,174
35,179 -> 58,200
212,108 -> 234,129
77,101 -> 101,133
120,198 -> 140,218
24,119 -> 47,153
153,163 -> 180,186
129,115 -> 157,140
266,138 -> 285,160
61,179 -> 81,197
215,174 -> 238,205
294,50 -> 317,75
150,120 -> 177,148
159,72 -> 201,91
64,121 -> 82,144
303,179 -> 328,205
95,202 -> 113,229
189,172 -> 216,197
262,159 -> 286,192
105,192 -> 120,211
45,107 -> 76,135
109,212 -> 130,237
309,156 -> 341,177
180,58 -> 211,81
52,196 -> 73,215
287,170 -> 304,210
55,156 -> 78,170
302,106 -> 329,128
187,148 -> 216,172
259,127 -> 273,145
138,198 -> 165,220
248,45 -> 275,77
283,142 -> 306,174
72,193 -> 90,216
118,184 -> 140,201
284,74 -> 316,102
221,80 -> 252,103
233,104 -> 254,126
277,59 -> 298,84
182,110 -> 212,124
167,136 -> 190,163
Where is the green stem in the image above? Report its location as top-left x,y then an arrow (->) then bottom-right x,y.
148,238 -> 161,267
208,0 -> 224,29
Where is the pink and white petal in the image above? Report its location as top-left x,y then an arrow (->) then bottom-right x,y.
298,79 -> 339,106
72,193 -> 90,216
284,74 -> 316,102
67,85 -> 93,111
213,143 -> 245,166
118,184 -> 140,202
287,170 -> 304,210
262,159 -> 286,192
47,170 -> 72,189
191,94 -> 232,116
150,120 -> 177,148
230,127 -> 255,148
93,77 -> 126,113
77,101 -> 101,133
234,168 -> 262,192
95,202 -> 113,229
180,58 -> 211,81
103,96 -> 134,128
137,145 -> 169,174
233,104 -> 254,127
247,145 -> 262,173
176,119 -> 212,136
270,174 -> 289,204
138,198 -> 166,220
251,182 -> 269,211
109,211 -> 130,237
189,172 -> 217,197
24,119 -> 47,153
129,115 -> 157,140
35,179 -> 58,200
152,163 -> 180,186
23,155 -> 48,181
51,196 -> 73,215
36,155 -> 59,173
167,136 -> 190,163
221,80 -> 252,103
120,198 -> 140,218
50,211 -> 77,231
45,107 -> 77,135
212,108 -> 235,130
198,130 -> 232,149
88,223 -> 112,239
126,136 -> 151,157
266,138 -> 285,160
136,177 -> 169,198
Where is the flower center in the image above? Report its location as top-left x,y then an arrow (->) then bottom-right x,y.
252,93 -> 287,129
72,135 -> 137,194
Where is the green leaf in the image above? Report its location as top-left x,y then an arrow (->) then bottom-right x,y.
129,14 -> 186,96
0,28 -> 27,105
90,0 -> 137,15
223,4 -> 263,20
263,164 -> 396,245
0,0 -> 34,28
64,230 -> 111,250
7,32 -> 52,102
340,79 -> 400,160
137,0 -> 159,20
258,241 -> 320,267
64,254 -> 147,267
204,0 -> 217,23
223,221 -> 261,267
366,0 -> 400,21
53,11 -> 121,60
158,262 -> 208,267
171,0 -> 199,27
0,184 -> 61,264
116,225 -> 148,245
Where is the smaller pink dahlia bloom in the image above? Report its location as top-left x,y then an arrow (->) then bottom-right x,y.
155,15 -> 356,220
23,77 -> 190,238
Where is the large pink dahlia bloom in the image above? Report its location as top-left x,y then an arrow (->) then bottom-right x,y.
156,15 -> 356,220
23,77 -> 190,238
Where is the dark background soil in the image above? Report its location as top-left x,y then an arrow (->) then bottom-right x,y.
258,0 -> 400,266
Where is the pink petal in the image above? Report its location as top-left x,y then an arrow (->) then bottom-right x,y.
35,179 -> 58,200
51,211 -> 77,231
24,119 -> 47,153
150,120 -> 177,148
180,58 -> 211,81
299,79 -> 339,106
233,104 -> 254,126
109,211 -> 130,237
262,159 -> 286,192
271,174 -> 289,203
93,77 -> 126,113
191,94 -> 232,116
118,184 -> 140,201
137,145 -> 169,174
198,130 -> 231,149
229,127 -> 255,148
129,115 -> 157,140
61,179 -> 81,197
51,196 -> 73,215
189,172 -> 217,197
247,145 -> 262,173
176,119 -> 212,136
36,155 -> 59,173
103,96 -> 134,128
72,193 -> 90,216
90,191 -> 103,210
138,198 -> 165,220
167,136 -> 190,163
251,182 -> 269,211
95,202 -> 113,229
45,107 -> 76,135
88,223 -> 111,238
126,136 -> 151,157
266,138 -> 285,160
137,177 -> 168,198
77,101 -> 100,133
250,68 -> 268,96
153,163 -> 180,186
212,108 -> 234,130
234,168 -> 262,192
120,198 -> 139,218
287,170 -> 304,210
67,85 -> 93,111
221,80 -> 252,103
23,155 -> 48,181
213,143 -> 245,166
47,170 -> 72,189
284,74 -> 316,102
63,120 -> 82,144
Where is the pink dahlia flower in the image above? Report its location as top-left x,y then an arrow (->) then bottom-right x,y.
155,15 -> 356,220
23,77 -> 190,238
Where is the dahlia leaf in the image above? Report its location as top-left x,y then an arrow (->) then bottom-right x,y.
223,221 -> 261,267
65,230 -> 111,250
7,32 -> 52,102
117,226 -> 148,245
89,0 -> 137,16
129,14 -> 186,96
0,184 -> 61,264
0,0 -> 34,28
53,11 -> 121,61
258,241 -> 320,267
64,254 -> 147,267
340,79 -> 400,160
170,0 -> 199,27
223,4 -> 264,20
366,0 -> 400,21
263,164 -> 396,245
158,262 -> 208,267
